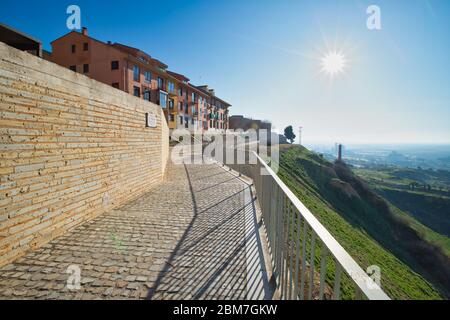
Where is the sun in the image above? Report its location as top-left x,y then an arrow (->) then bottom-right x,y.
320,50 -> 347,77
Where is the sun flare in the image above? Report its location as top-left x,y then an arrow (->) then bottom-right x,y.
320,50 -> 347,77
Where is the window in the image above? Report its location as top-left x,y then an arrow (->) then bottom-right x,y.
83,42 -> 88,51
71,45 -> 76,53
178,102 -> 183,111
133,65 -> 140,82
145,113 -> 150,127
159,91 -> 167,108
112,82 -> 119,89
179,116 -> 183,125
169,99 -> 174,109
191,92 -> 196,102
169,114 -> 175,122
178,88 -> 183,96
144,90 -> 150,101
111,61 -> 119,70
185,103 -> 189,113
168,81 -> 175,93
69,65 -> 76,72
145,71 -> 151,83
133,86 -> 140,97
83,64 -> 89,73
158,77 -> 164,90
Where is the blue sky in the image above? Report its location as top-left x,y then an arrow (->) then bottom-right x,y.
1,0 -> 449,144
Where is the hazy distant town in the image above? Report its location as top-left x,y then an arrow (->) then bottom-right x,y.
307,143 -> 450,171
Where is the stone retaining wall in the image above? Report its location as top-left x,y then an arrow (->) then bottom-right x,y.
0,42 -> 169,267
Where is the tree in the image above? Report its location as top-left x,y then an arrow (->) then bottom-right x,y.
284,126 -> 296,144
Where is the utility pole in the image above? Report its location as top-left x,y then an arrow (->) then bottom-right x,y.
298,126 -> 303,146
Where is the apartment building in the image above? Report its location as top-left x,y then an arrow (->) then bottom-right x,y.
166,71 -> 208,132
197,85 -> 229,132
50,28 -> 230,132
0,23 -> 42,58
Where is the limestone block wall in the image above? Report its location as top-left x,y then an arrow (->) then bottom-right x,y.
0,42 -> 169,267
161,117 -> 169,175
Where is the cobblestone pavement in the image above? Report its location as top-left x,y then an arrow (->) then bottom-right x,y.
0,160 -> 273,300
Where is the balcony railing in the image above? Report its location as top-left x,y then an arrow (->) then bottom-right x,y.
222,150 -> 390,300
168,90 -> 177,97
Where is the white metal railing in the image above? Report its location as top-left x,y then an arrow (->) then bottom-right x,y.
225,151 -> 390,300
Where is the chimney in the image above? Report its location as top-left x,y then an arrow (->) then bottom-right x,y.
81,27 -> 88,36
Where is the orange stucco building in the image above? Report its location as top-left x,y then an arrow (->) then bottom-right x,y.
50,28 -> 230,132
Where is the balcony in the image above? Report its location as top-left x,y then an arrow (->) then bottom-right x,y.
168,90 -> 177,98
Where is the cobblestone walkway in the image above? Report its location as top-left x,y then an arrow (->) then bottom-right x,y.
0,161 -> 273,300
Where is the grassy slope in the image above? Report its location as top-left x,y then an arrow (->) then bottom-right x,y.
277,145 -> 444,299
355,168 -> 450,251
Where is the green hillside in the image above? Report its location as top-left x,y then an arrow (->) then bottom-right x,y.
276,145 -> 450,299
355,167 -> 450,243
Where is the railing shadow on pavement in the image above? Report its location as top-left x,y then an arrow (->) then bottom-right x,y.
146,162 -> 275,300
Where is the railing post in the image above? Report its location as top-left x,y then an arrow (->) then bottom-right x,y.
308,232 -> 317,300
333,263 -> 342,300
271,183 -> 279,271
276,193 -> 284,293
288,206 -> 295,300
282,203 -> 292,299
280,195 -> 287,299
294,213 -> 302,299
299,222 -> 308,300
319,245 -> 328,300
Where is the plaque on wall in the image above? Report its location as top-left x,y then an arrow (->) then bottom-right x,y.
145,113 -> 157,128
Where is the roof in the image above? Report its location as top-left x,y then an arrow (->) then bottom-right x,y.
112,43 -> 168,69
167,70 -> 190,82
188,83 -> 212,97
0,23 -> 42,57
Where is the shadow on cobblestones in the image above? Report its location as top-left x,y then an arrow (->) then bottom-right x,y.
147,164 -> 251,299
0,161 -> 273,300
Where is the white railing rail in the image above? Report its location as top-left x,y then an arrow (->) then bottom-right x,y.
225,151 -> 390,300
